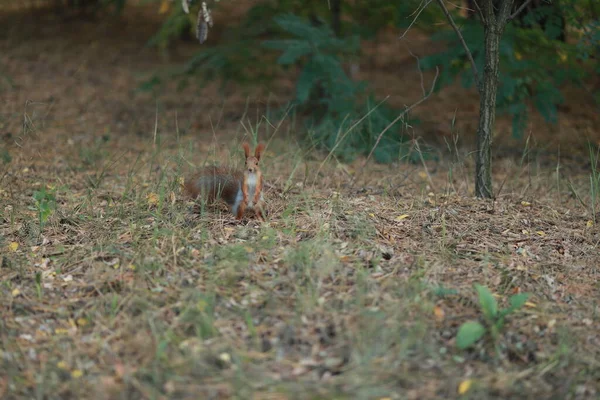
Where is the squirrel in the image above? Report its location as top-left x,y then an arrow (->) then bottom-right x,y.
183,142 -> 266,221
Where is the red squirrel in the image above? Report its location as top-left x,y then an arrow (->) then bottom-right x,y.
184,142 -> 266,221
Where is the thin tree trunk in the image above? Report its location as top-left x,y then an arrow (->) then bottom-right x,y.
475,24 -> 501,198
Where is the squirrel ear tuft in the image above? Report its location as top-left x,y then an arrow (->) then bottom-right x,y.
255,143 -> 265,160
242,142 -> 251,158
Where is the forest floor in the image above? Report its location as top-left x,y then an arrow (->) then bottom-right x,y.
1,4 -> 599,400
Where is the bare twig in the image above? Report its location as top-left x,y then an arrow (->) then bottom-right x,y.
363,67 -> 439,168
471,0 -> 486,23
435,0 -> 481,92
400,0 -> 433,40
508,0 -> 534,21
313,97 -> 390,186
402,42 -> 426,96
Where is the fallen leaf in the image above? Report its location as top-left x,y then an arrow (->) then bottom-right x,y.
458,379 -> 473,395
395,214 -> 409,221
8,242 -> 19,252
158,0 -> 170,14
586,220 -> 594,228
434,305 -> 445,321
71,369 -> 83,379
11,288 -> 20,297
521,201 -> 531,207
147,192 -> 159,207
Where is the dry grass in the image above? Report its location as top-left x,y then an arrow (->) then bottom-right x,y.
1,6 -> 600,400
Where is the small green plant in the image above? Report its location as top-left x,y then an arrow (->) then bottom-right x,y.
32,187 -> 57,232
456,284 -> 529,351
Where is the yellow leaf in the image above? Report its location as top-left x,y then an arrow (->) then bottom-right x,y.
515,51 -> 523,60
11,288 -> 20,297
536,231 -> 545,236
127,264 -> 136,271
71,369 -> 83,379
395,214 -> 409,221
158,0 -> 170,14
586,220 -> 594,228
458,379 -> 473,395
113,263 -> 120,270
8,242 -> 19,252
558,50 -> 567,62
76,318 -> 88,327
55,328 -> 69,335
178,177 -> 185,186
525,301 -> 536,308
521,201 -> 531,207
433,305 -> 445,321
418,171 -> 428,179
244,246 -> 254,253
147,192 -> 159,206
197,300 -> 208,312
57,361 -> 68,370
369,213 -> 375,218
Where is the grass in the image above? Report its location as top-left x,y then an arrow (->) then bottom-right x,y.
1,7 -> 600,399
1,128 -> 600,399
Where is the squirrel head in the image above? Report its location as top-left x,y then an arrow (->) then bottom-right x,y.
242,142 -> 265,174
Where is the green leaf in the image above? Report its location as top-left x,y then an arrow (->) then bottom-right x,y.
508,293 -> 530,312
474,284 -> 497,320
456,321 -> 486,349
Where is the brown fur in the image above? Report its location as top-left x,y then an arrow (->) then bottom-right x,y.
184,142 -> 266,221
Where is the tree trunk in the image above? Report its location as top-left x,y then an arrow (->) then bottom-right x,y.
475,24 -> 501,198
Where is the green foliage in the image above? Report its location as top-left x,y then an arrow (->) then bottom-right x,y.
0,147 -> 11,164
263,14 -> 420,163
32,187 -> 57,232
456,284 -> 530,351
148,7 -> 192,50
421,4 -> 596,139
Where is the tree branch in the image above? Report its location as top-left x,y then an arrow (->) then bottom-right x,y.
508,0 -> 534,21
471,0 -> 486,23
363,67 -> 440,168
435,0 -> 482,92
400,0 -> 433,40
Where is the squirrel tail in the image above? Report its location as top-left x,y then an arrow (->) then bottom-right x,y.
184,166 -> 241,207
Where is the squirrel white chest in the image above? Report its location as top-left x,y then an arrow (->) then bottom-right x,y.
246,173 -> 258,207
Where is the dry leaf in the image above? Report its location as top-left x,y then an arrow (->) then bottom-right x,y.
147,192 -> 159,207
71,369 -> 83,379
433,305 -> 445,321
8,242 -> 19,252
458,379 -> 473,394
158,0 -> 170,14
395,214 -> 409,221
521,201 -> 531,207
